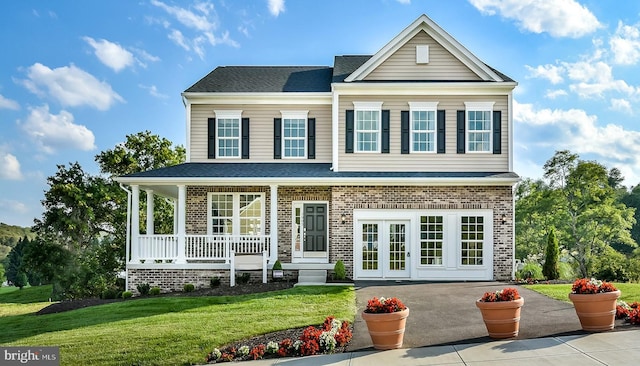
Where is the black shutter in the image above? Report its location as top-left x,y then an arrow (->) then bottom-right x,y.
273,118 -> 282,159
493,111 -> 502,154
381,110 -> 390,153
307,118 -> 316,159
437,110 -> 446,154
345,110 -> 354,153
401,111 -> 409,154
207,117 -> 216,159
241,118 -> 250,159
456,110 -> 465,154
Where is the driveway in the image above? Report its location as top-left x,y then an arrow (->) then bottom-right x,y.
349,281 -> 632,350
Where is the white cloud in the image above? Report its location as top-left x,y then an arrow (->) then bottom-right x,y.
0,199 -> 28,214
150,0 -> 237,58
83,36 -> 134,72
0,153 -> 23,180
20,63 -> 124,110
525,64 -> 564,84
139,84 -> 168,99
151,0 -> 216,32
610,21 -> 640,65
131,47 -> 161,68
610,98 -> 633,114
0,94 -> 19,110
564,60 -> 638,98
396,0 -> 411,3
268,0 -> 285,16
514,100 -> 640,182
469,0 -> 601,38
20,105 -> 96,154
545,89 -> 567,99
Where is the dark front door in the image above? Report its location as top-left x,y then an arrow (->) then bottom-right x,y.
303,203 -> 327,252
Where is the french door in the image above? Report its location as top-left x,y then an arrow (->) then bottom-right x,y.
358,220 -> 410,278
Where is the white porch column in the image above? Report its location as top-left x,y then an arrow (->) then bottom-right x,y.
146,189 -> 154,235
176,185 -> 187,264
173,198 -> 178,234
270,184 -> 278,263
131,185 -> 140,262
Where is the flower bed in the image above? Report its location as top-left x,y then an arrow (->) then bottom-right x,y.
616,301 -> 640,325
205,316 -> 352,363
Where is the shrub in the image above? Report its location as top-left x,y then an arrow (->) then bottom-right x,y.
136,283 -> 150,296
516,261 -> 543,280
122,291 -> 133,299
334,260 -> 346,280
542,229 -> 560,280
101,288 -> 118,299
591,247 -> 628,282
210,276 -> 221,288
236,272 -> 251,284
149,286 -> 161,295
183,283 -> 195,292
272,260 -> 282,270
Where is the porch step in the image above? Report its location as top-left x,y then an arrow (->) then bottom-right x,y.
297,269 -> 327,285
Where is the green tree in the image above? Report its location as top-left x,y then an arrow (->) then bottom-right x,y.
543,150 -> 636,277
542,228 -> 560,280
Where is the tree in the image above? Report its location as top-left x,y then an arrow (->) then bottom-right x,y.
542,151 -> 635,277
542,228 -> 560,280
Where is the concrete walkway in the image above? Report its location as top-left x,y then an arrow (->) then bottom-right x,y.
247,281 -> 639,365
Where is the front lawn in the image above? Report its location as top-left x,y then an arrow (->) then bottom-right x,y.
525,282 -> 640,303
0,285 -> 356,365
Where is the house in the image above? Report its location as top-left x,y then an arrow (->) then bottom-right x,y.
116,14 -> 519,292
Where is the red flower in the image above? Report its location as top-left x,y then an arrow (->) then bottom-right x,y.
479,288 -> 521,302
364,296 -> 407,313
571,278 -> 618,294
248,345 -> 265,360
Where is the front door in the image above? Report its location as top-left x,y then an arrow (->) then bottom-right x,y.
303,203 -> 327,252
357,220 -> 410,278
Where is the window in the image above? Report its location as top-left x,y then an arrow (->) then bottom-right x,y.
281,111 -> 308,158
420,215 -> 443,265
409,102 -> 437,153
214,110 -> 242,158
465,102 -> 493,153
361,223 -> 379,270
354,102 -> 382,152
461,216 -> 484,265
208,193 -> 264,235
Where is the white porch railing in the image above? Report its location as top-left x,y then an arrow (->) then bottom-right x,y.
136,234 -> 271,263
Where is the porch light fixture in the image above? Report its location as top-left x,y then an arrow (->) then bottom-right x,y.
501,214 -> 508,224
341,213 -> 347,224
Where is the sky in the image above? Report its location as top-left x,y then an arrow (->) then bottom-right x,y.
1,0 -> 640,227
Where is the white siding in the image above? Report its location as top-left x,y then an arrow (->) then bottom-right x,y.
338,94 -> 509,172
365,30 -> 482,81
190,104 -> 332,163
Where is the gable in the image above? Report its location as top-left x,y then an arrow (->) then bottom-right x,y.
363,30 -> 482,81
345,14 -> 505,83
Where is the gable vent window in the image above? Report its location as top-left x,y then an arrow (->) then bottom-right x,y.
416,45 -> 429,64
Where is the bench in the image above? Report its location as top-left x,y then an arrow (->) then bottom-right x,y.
229,250 -> 268,286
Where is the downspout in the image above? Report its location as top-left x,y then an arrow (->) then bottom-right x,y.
119,183 -> 132,292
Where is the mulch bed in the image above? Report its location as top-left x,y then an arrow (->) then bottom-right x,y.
35,280 -> 296,315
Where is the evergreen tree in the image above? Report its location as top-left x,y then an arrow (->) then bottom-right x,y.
542,228 -> 560,280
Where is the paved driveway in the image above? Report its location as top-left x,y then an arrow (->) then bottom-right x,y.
349,281 -> 632,350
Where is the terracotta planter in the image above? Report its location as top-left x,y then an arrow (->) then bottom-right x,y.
361,308 -> 410,350
569,290 -> 621,332
475,297 -> 524,339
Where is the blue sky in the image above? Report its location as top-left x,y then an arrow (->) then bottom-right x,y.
1,0 -> 640,227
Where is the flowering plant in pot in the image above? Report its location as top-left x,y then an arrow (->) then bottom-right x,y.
361,297 -> 409,350
569,278 -> 620,332
476,287 -> 524,339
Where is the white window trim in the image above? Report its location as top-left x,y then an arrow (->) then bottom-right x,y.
281,110 -> 309,159
409,102 -> 438,154
464,102 -> 494,154
207,192 -> 265,236
353,101 -> 383,153
214,110 -> 243,159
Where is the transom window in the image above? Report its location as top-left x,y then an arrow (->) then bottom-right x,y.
409,102 -> 438,153
461,216 -> 484,265
208,192 -> 264,235
354,102 -> 382,153
214,110 -> 242,158
465,102 -> 494,153
282,111 -> 308,158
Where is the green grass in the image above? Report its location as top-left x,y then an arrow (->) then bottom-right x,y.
525,282 -> 640,303
0,285 -> 356,365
